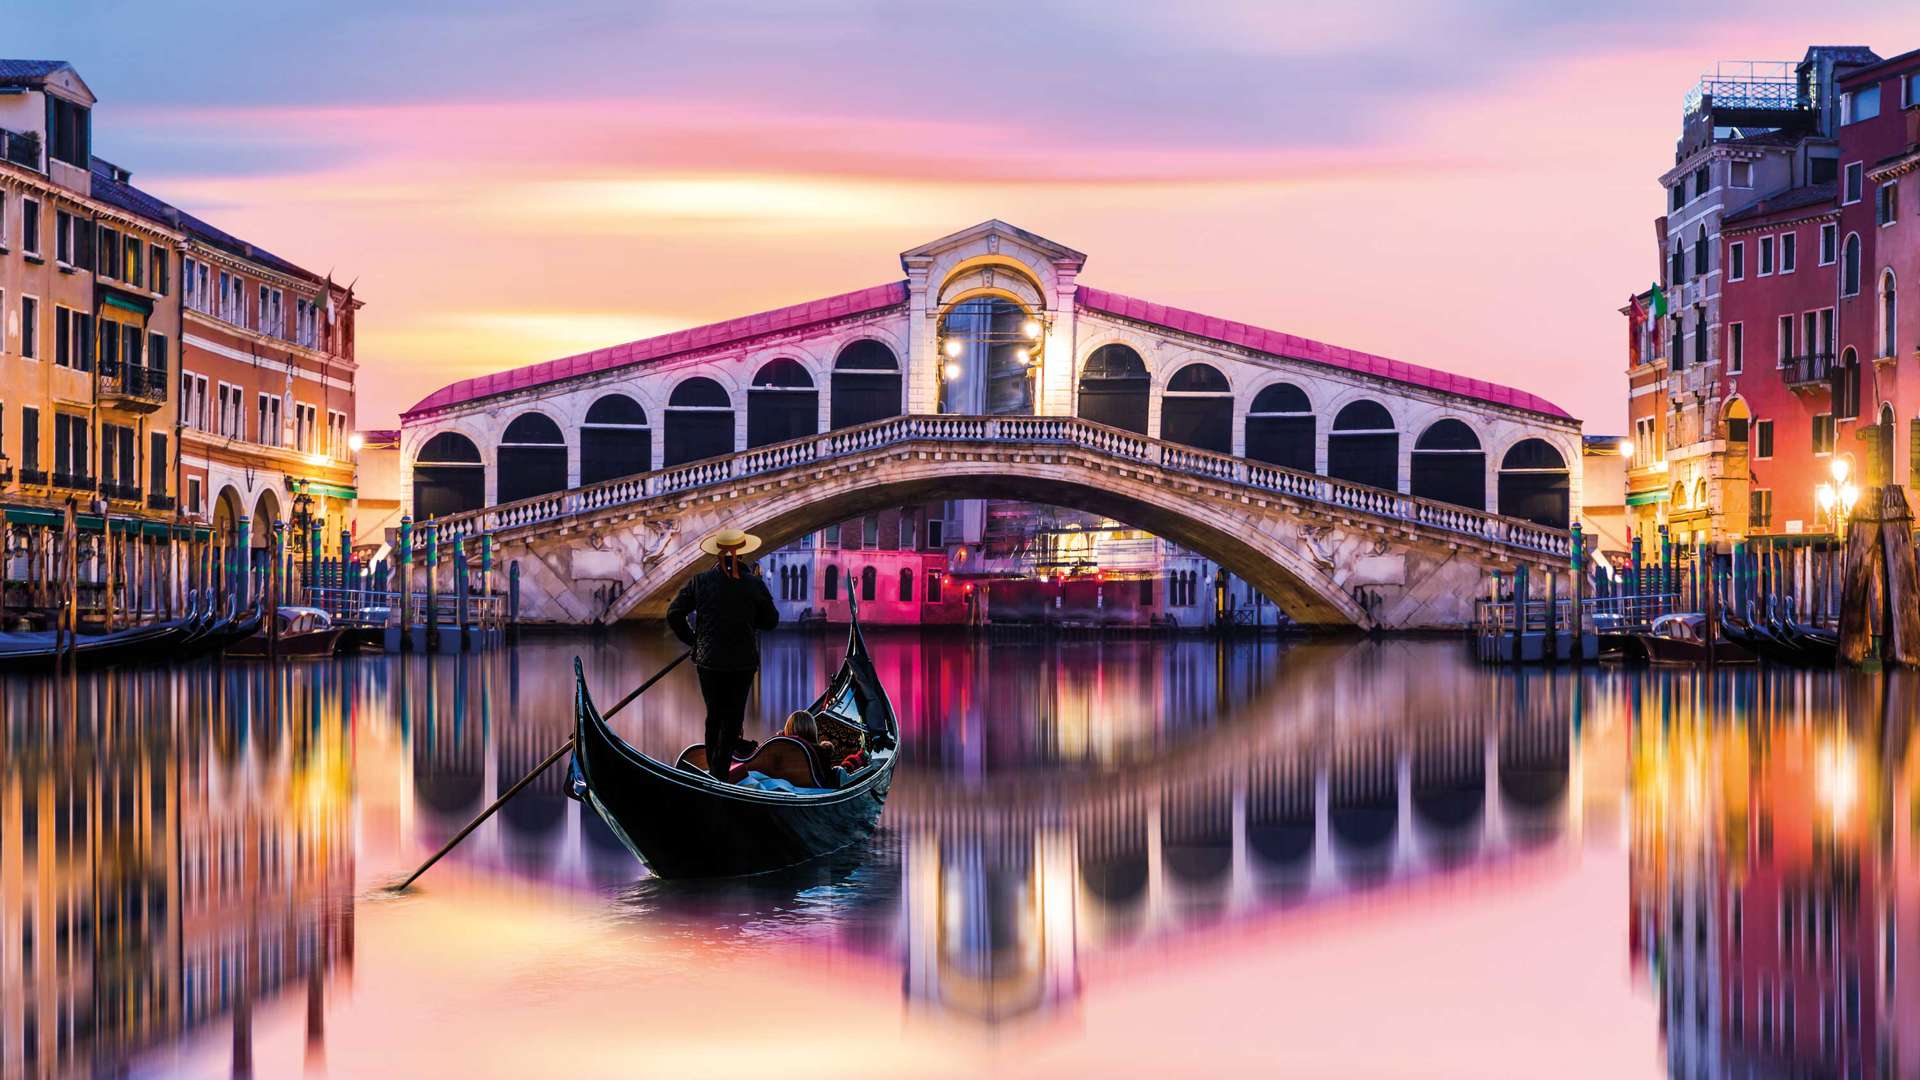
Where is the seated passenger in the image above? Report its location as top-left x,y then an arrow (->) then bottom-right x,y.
782,710 -> 836,771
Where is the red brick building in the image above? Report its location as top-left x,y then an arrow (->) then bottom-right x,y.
1719,48 -> 1920,537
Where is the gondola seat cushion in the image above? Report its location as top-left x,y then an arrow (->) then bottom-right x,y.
676,737 -> 835,789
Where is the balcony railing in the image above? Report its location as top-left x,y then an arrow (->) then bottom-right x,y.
147,492 -> 175,512
19,467 -> 47,486
99,364 -> 169,405
101,480 -> 142,503
52,472 -> 97,492
1782,351 -> 1834,391
0,127 -> 41,171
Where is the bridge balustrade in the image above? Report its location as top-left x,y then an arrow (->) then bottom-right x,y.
419,414 -> 1572,560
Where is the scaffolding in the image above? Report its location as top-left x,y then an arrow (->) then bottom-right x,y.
1683,60 -> 1804,117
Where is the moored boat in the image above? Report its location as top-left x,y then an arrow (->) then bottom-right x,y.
227,606 -> 346,658
568,605 -> 899,879
1621,613 -> 1756,666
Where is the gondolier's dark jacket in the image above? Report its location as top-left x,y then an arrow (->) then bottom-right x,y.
666,565 -> 780,671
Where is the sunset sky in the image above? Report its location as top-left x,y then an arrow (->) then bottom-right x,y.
20,2 -> 1920,430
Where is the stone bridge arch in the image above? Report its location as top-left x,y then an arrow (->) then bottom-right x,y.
593,450 -> 1374,625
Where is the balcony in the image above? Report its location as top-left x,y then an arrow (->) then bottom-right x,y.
1782,352 -> 1834,392
101,480 -> 142,504
0,127 -> 41,171
98,364 -> 169,411
52,472 -> 97,492
147,492 -> 175,512
19,467 -> 47,486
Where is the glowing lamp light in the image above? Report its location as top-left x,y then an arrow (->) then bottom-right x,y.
1617,439 -> 1634,458
1816,483 -> 1836,514
1013,347 -> 1030,365
1022,318 -> 1042,340
1830,457 -> 1850,483
942,361 -> 962,381
1839,482 -> 1860,512
347,433 -> 365,453
942,338 -> 964,359
307,452 -> 327,467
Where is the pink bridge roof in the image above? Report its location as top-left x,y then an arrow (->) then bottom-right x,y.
1077,286 -> 1573,420
403,281 -> 911,418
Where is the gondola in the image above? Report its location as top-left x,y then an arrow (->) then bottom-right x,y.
1766,595 -> 1839,667
227,606 -> 345,658
1720,605 -> 1809,666
1618,613 -> 1756,665
0,612 -> 195,672
569,601 -> 899,879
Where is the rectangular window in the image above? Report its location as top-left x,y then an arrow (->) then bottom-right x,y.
1844,162 -> 1864,204
1729,241 -> 1745,281
1695,310 -> 1708,367
21,197 -> 39,256
0,190 -> 7,247
1758,236 -> 1775,275
256,393 -> 281,447
1671,316 -> 1685,371
20,406 -> 37,472
925,517 -> 945,549
1813,413 -> 1836,456
1820,223 -> 1837,265
1844,85 -> 1881,123
1755,419 -> 1774,459
98,317 -> 118,372
149,432 -> 167,499
1693,165 -> 1709,199
1670,184 -> 1684,212
1878,182 -> 1899,226
125,236 -> 143,288
187,475 -> 203,515
327,410 -> 348,458
1819,308 -> 1835,355
1750,489 -> 1773,529
53,413 -> 89,483
121,324 -> 140,373
1778,315 -> 1795,364
147,332 -> 167,379
1731,161 -> 1753,188
54,306 -> 68,366
1780,233 -> 1796,273
1729,322 -> 1743,374
863,515 -> 879,547
151,244 -> 168,295
899,516 -> 914,551
20,296 -> 37,359
926,571 -> 944,604
54,209 -> 72,264
96,225 -> 117,279
257,285 -> 269,332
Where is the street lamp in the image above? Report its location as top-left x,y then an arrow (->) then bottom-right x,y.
1617,438 -> 1634,459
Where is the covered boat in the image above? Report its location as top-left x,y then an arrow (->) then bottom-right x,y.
569,606 -> 898,879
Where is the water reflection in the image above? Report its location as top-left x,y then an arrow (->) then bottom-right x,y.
2,634 -> 1916,1076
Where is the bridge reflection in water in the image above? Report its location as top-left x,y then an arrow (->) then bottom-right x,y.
4,639 -> 1918,1076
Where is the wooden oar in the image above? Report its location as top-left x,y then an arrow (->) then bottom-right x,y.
392,648 -> 692,891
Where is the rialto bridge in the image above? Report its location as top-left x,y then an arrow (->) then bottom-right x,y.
399,221 -> 1584,630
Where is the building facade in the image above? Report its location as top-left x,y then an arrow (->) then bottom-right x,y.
0,59 -> 360,619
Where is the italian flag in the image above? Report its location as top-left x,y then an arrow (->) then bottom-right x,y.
1647,282 -> 1668,318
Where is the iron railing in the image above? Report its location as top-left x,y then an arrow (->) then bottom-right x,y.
1783,351 -> 1835,389
423,414 -> 1575,559
99,364 -> 169,403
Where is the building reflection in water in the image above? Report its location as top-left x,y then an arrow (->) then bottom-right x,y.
0,664 -> 354,1079
4,632 -> 1918,1075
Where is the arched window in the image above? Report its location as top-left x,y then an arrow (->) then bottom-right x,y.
1873,403 -> 1896,485
938,298 -> 1036,416
1409,419 -> 1485,510
823,564 -> 839,601
1244,382 -> 1315,471
1843,233 -> 1861,297
1836,347 -> 1861,419
1880,269 -> 1898,359
1497,438 -> 1570,529
860,565 -> 877,602
1670,243 -> 1685,285
496,413 -> 568,503
830,340 -> 902,429
899,567 -> 914,603
1077,344 -> 1150,434
412,431 -> 485,518
747,358 -> 818,448
664,377 -> 734,466
580,394 -> 650,485
1328,400 -> 1398,491
1160,362 -> 1232,453
1693,224 -> 1708,276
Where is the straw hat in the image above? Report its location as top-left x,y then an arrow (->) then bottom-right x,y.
698,527 -> 763,557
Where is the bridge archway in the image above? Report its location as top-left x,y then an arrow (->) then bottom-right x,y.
1410,418 -> 1486,511
580,394 -> 650,485
664,376 -> 735,466
1328,400 -> 1398,492
830,340 -> 902,430
1160,362 -> 1232,453
1244,382 -> 1314,471
747,358 -> 819,448
497,412 -> 568,503
939,297 -> 1039,416
413,431 -> 486,518
1497,438 -> 1570,529
606,451 -> 1373,627
1076,344 -> 1150,435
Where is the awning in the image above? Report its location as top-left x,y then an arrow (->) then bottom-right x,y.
5,506 -> 210,540
1625,489 -> 1671,506
99,291 -> 152,318
291,479 -> 357,501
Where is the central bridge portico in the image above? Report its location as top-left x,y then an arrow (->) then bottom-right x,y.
400,221 -> 1583,629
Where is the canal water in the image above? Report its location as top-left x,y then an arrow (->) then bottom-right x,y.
3,630 -> 1912,1078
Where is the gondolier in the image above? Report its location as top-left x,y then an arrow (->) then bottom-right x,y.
667,528 -> 780,780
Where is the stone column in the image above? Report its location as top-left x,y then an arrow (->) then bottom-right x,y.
903,255 -> 937,414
